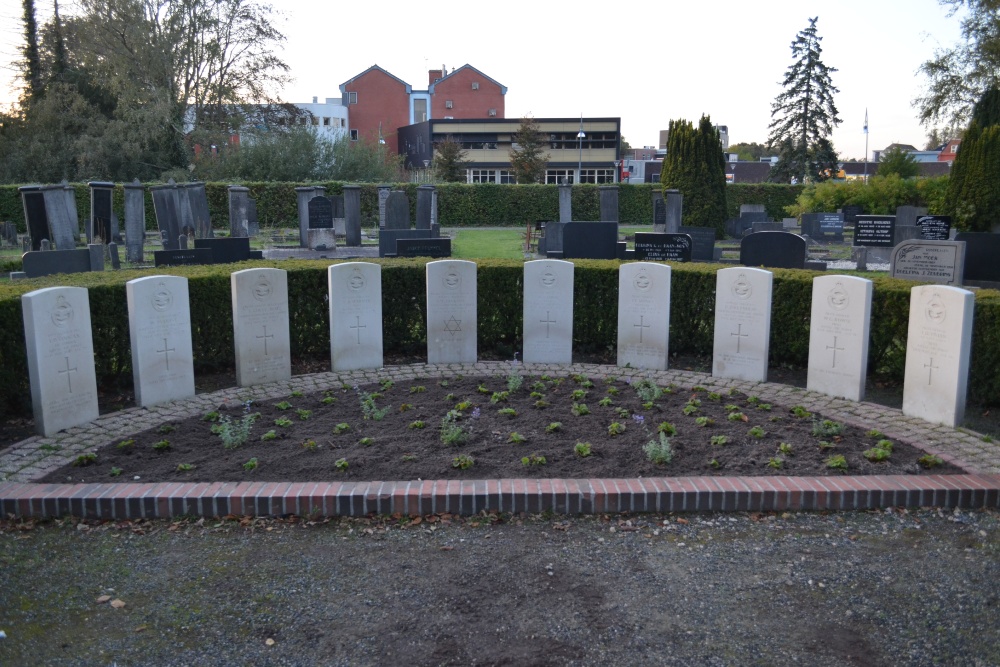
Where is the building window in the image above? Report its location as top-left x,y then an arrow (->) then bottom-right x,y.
469,169 -> 496,183
340,119 -> 346,127
472,82 -> 479,90
951,144 -> 958,153
445,100 -> 454,109
350,129 -> 358,141
546,169 -> 574,184
323,117 -> 330,126
579,168 -> 615,184
498,170 -> 515,184
347,92 -> 358,104
488,108 -> 497,117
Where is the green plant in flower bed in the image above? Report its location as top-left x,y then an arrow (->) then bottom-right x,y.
358,388 -> 390,421
177,463 -> 195,472
521,454 -> 546,466
379,379 -> 393,391
546,422 -> 562,433
531,381 -> 546,392
818,441 -> 836,450
110,467 -> 123,477
633,378 -> 663,402
791,406 -> 812,419
725,404 -> 741,412
408,420 -> 426,429
695,416 -> 714,427
290,390 -> 304,398
261,430 -> 278,441
691,385 -> 707,393
334,458 -> 348,471
275,417 -> 293,427
275,401 -> 292,410
399,404 -> 412,412
598,397 -> 613,407
756,403 -> 772,411
608,421 -> 626,436
534,400 -> 550,409
477,384 -> 491,394
616,407 -> 630,419
710,435 -> 730,446
572,374 -> 587,384
918,454 -> 944,468
644,433 -> 674,465
864,439 -> 894,462
410,385 -> 426,394
867,429 -> 883,438
768,457 -> 783,469
243,457 -> 259,472
682,404 -> 699,416
440,413 -> 468,446
439,380 -> 449,387
202,411 -> 221,422
452,454 -> 475,470
728,412 -> 748,422
572,403 -> 590,416
158,424 -> 175,434
401,453 -> 417,462
508,432 -> 526,444
574,442 -> 592,457
321,396 -> 336,405
747,395 -> 760,405
445,393 -> 457,402
826,454 -> 848,470
606,386 -> 619,396
498,408 -> 517,418
359,437 -> 374,447
117,439 -> 135,450
777,442 -> 793,456
490,391 -> 511,404
707,392 -> 722,401
73,453 -> 97,466
658,422 -> 677,436
455,400 -> 473,411
296,409 -> 312,420
153,440 -> 170,451
530,392 -> 544,400
641,401 -> 654,410
812,419 -> 843,437
709,458 -> 721,469
571,389 -> 587,400
748,426 -> 766,439
333,423 -> 350,434
296,440 -> 315,451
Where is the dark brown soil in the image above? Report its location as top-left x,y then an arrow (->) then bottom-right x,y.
42,372 -> 962,484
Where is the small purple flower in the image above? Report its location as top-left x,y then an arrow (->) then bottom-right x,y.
624,377 -> 633,385
632,414 -> 645,425
471,407 -> 481,419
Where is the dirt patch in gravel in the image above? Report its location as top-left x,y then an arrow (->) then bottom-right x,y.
41,372 -> 961,484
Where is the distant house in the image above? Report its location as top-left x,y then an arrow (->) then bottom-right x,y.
938,139 -> 961,163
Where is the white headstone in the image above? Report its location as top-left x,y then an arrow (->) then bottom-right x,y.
806,275 -> 873,402
902,285 -> 974,427
126,275 -> 195,407
329,262 -> 383,371
523,259 -> 574,364
617,262 -> 670,370
231,268 -> 291,386
712,268 -> 773,382
426,260 -> 477,364
21,286 -> 99,436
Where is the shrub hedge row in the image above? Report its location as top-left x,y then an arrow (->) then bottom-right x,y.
1,259 -> 998,421
0,182 -> 802,233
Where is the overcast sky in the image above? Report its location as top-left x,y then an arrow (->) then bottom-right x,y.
0,0 -> 967,160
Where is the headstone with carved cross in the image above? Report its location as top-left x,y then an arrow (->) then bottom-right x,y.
21,286 -> 100,436
126,275 -> 195,407
712,267 -> 773,383
617,262 -> 670,370
328,262 -> 383,371
523,259 -> 574,364
806,275 -> 873,402
231,268 -> 291,386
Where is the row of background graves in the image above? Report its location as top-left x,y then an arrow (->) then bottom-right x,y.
22,260 -> 975,438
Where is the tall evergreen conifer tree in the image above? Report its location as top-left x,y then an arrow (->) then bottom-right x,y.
946,87 -> 1000,231
660,116 -> 727,238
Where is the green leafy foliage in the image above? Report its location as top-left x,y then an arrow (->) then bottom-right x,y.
660,115 -> 727,236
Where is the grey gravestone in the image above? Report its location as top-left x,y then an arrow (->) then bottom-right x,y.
740,231 -> 806,269
416,185 -> 434,230
917,216 -> 952,240
329,262 -> 384,372
562,222 -> 619,260
854,215 -> 896,247
123,179 -> 146,263
150,183 -> 180,250
61,181 -> 81,244
21,248 -> 97,278
330,195 -> 345,219
88,181 -> 117,244
228,186 -> 250,238
801,213 -> 844,241
108,242 -> 121,270
396,238 -> 451,258
377,185 -> 391,228
246,198 -> 259,237
599,186 -> 619,223
20,185 -> 49,251
894,225 -> 923,245
153,248 -> 214,266
307,196 -> 333,229
653,198 -> 666,233
88,244 -> 104,272
633,232 -> 692,262
543,221 -> 565,256
741,204 -> 766,215
431,188 -> 438,226
187,182 -> 213,238
343,185 -> 362,247
40,239 -> 50,251
126,275 -> 195,408
955,232 -> 1000,284
379,229 -> 440,257
890,240 -> 966,286
295,186 -> 323,247
385,191 -> 410,230
0,221 -> 16,246
178,234 -> 188,250
678,226 -> 717,261
664,189 -> 682,233
558,183 -> 572,223
895,206 -> 927,227
840,205 -> 864,225
751,222 -> 784,234
40,185 -> 76,250
194,237 -> 253,264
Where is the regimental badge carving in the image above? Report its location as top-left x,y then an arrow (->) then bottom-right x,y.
925,293 -> 947,325
633,271 -> 652,292
252,274 -> 273,301
50,295 -> 74,328
443,271 -> 461,289
827,282 -> 849,311
731,273 -> 752,300
348,269 -> 366,291
151,281 -> 173,312
540,269 -> 557,288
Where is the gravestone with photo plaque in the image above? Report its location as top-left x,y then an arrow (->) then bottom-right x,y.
231,268 -> 291,386
426,260 -> 477,364
329,262 -> 383,371
617,262 -> 670,370
523,259 -> 574,364
126,275 -> 195,408
712,267 -> 773,382
806,275 -> 873,402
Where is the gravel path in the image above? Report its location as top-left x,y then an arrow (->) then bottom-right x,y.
2,508 -> 997,666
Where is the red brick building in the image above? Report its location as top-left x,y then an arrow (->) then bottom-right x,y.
339,65 -> 413,154
429,65 -> 506,121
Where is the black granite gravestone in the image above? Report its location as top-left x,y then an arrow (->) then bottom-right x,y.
955,232 -> 1000,283
633,233 -> 693,262
89,181 -> 115,244
653,199 -> 666,230
854,215 -> 896,247
740,231 -> 806,269
678,226 -> 717,261
154,248 -> 215,266
396,238 -> 452,258
308,196 -> 333,229
330,195 -> 345,219
840,205 -> 864,225
19,186 -> 49,251
385,191 -> 410,230
379,229 -> 440,257
917,215 -> 952,241
193,237 -> 253,264
802,212 -> 844,240
561,222 -> 619,260
21,248 -> 95,277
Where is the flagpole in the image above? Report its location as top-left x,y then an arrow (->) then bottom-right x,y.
863,109 -> 869,182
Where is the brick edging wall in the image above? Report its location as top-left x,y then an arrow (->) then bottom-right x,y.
2,475 -> 998,520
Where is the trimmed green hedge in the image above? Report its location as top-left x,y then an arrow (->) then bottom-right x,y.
2,259 -> 999,421
0,182 -> 803,231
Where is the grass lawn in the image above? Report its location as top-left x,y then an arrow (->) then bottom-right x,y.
450,228 -> 527,260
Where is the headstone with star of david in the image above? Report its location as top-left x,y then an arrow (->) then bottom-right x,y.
126,275 -> 195,407
523,259 -> 574,364
806,275 -> 873,402
231,268 -> 291,386
328,262 -> 384,371
616,262 -> 671,370
712,267 -> 773,383
426,260 -> 477,364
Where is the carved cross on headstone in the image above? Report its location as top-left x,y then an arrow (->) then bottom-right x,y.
540,311 -> 557,339
924,357 -> 939,385
58,356 -> 78,393
827,336 -> 845,368
731,323 -> 749,354
634,315 -> 650,344
157,338 -> 175,371
257,325 -> 274,356
351,316 -> 366,344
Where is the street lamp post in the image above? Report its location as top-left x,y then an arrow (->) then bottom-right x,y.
576,115 -> 586,184
614,160 -> 621,184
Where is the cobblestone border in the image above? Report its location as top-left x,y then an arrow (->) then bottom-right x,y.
2,362 -> 999,518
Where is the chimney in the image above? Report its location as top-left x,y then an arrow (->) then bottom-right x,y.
312,96 -> 318,104
429,69 -> 443,84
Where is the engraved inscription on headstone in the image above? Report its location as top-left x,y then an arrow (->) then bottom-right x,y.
633,233 -> 692,262
854,215 -> 896,247
890,240 -> 966,286
617,262 -> 670,370
916,215 -> 952,241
